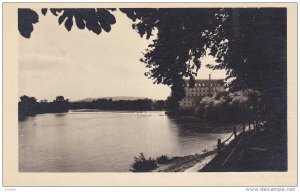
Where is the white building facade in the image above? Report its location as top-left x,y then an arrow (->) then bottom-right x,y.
179,75 -> 225,109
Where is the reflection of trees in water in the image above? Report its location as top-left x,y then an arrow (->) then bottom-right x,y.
168,116 -> 235,138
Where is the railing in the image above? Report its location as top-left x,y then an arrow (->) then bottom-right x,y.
216,122 -> 259,167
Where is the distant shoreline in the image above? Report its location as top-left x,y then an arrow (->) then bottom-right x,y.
69,109 -> 166,113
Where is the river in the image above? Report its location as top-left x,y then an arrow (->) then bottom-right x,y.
19,110 -> 234,172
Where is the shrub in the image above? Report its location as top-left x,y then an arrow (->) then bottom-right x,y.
156,155 -> 170,164
130,153 -> 158,172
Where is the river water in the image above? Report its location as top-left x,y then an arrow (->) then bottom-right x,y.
19,111 -> 234,172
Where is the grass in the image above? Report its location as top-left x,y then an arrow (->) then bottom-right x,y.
130,153 -> 158,172
156,154 -> 170,164
130,150 -> 214,172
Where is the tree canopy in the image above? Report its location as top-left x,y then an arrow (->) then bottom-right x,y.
18,8 -> 116,38
18,8 -> 287,128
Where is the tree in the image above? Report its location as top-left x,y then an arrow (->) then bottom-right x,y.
18,8 -> 287,134
18,95 -> 38,118
121,9 -> 219,102
20,95 -> 37,103
207,9 -> 287,132
165,96 -> 180,113
122,9 -> 287,168
197,89 -> 264,124
54,96 -> 65,102
18,7 -> 287,170
52,96 -> 70,113
18,8 -> 116,38
122,8 -> 286,131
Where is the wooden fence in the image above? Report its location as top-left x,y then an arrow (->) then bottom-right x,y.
216,122 -> 260,167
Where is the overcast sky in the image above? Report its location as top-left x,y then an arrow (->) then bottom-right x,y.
19,9 -> 227,101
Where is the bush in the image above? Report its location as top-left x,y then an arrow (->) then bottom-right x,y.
130,153 -> 158,172
156,155 -> 170,164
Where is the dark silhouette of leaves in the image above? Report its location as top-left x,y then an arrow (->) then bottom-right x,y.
49,8 -> 116,34
121,8 -> 158,39
50,8 -> 62,16
121,8 -> 218,102
19,8 -> 117,38
122,9 -> 287,148
58,13 -> 66,25
64,16 -> 73,31
75,14 -> 85,29
97,8 -> 116,32
41,8 -> 47,15
18,9 -> 39,38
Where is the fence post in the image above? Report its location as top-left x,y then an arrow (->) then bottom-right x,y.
243,123 -> 246,133
233,127 -> 237,147
233,127 -> 237,138
249,122 -> 251,131
217,139 -> 222,154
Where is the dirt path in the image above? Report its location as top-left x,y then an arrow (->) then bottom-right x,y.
152,150 -> 217,172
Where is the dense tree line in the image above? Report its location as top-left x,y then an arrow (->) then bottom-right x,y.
18,95 -> 70,120
69,99 -> 165,111
18,95 -> 166,120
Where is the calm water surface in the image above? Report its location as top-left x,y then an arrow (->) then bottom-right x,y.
19,111 -> 233,172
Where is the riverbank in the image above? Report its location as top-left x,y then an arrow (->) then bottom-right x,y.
152,150 -> 217,172
201,127 -> 287,171
152,125 -> 287,172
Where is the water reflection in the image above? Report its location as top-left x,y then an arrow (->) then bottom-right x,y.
19,111 -> 233,172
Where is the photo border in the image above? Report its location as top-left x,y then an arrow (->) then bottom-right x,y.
3,2 -> 298,186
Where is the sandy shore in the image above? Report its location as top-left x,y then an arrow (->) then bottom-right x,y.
152,150 -> 217,172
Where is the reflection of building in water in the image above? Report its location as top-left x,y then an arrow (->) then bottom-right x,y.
179,74 -> 225,109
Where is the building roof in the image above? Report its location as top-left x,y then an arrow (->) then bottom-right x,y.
184,79 -> 224,87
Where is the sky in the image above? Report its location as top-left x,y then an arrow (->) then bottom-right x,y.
19,9 -> 227,101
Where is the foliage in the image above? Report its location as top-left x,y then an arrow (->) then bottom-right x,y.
18,8 -> 287,131
18,8 -> 219,102
18,95 -> 70,120
18,95 -> 38,116
18,9 -> 39,38
205,9 -> 286,133
196,89 -> 264,123
70,98 -> 165,111
121,8 -> 219,103
18,7 -> 287,169
165,96 -> 179,113
122,8 -> 287,130
153,100 -> 166,110
130,153 -> 158,172
156,154 -> 170,164
19,95 -> 166,119
18,8 -> 117,38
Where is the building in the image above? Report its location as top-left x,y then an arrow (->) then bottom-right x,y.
179,74 -> 225,109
